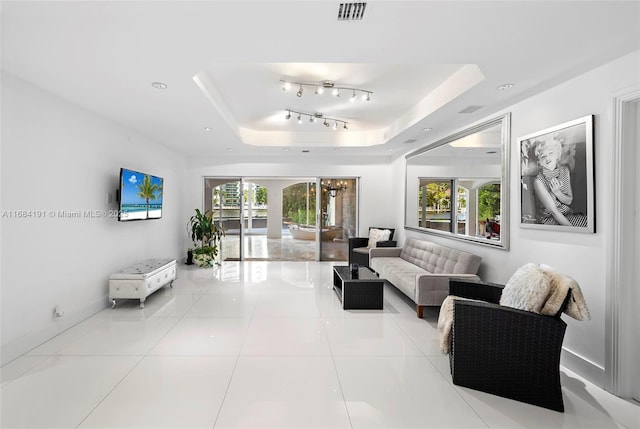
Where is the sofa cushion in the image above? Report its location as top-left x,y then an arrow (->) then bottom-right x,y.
400,237 -> 481,275
370,256 -> 425,298
368,228 -> 392,249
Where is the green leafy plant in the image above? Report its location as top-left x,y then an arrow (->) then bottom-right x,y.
187,209 -> 225,265
136,174 -> 162,219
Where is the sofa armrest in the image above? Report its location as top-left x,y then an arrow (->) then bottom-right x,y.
376,240 -> 397,248
449,278 -> 504,304
369,247 -> 402,258
415,273 -> 480,306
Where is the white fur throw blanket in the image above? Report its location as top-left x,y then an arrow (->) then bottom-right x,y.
437,264 -> 590,354
437,295 -> 481,354
500,263 -> 590,321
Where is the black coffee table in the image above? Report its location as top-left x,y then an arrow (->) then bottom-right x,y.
332,265 -> 384,310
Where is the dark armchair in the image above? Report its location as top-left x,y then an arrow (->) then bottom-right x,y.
446,278 -> 570,412
348,227 -> 396,268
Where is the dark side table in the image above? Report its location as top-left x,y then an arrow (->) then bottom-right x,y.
332,265 -> 384,310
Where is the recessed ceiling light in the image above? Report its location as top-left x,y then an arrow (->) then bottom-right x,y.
302,150 -> 310,153
283,148 -> 290,152
497,83 -> 514,90
151,81 -> 167,89
423,127 -> 432,132
204,127 -> 212,131
226,148 -> 233,152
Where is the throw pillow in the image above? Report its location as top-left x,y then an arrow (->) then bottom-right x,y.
499,263 -> 551,313
367,228 -> 391,249
539,264 -> 591,321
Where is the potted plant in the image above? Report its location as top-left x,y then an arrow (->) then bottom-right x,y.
187,208 -> 225,267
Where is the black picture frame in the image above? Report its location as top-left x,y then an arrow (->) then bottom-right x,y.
518,115 -> 595,233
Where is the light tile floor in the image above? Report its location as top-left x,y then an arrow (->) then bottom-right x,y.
2,262 -> 639,428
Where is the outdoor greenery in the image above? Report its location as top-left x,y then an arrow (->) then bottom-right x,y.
478,183 -> 501,220
419,181 -> 452,212
254,186 -> 267,205
283,183 -> 316,225
136,174 -> 163,218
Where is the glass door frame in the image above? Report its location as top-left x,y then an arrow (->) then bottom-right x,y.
203,176 -> 359,262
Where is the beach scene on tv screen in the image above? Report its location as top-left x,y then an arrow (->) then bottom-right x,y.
120,170 -> 163,220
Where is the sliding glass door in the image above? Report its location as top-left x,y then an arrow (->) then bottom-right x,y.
204,177 -> 241,262
319,178 -> 357,261
203,176 -> 358,262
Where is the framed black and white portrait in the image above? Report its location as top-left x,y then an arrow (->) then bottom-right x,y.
518,115 -> 594,233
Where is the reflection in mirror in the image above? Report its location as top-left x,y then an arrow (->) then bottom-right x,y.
405,114 -> 510,249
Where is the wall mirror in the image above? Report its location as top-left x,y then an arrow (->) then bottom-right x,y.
405,113 -> 510,249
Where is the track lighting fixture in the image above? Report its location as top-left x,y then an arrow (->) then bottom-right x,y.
285,108 -> 349,130
280,79 -> 372,102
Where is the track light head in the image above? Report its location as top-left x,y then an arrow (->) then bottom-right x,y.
343,123 -> 348,130
365,92 -> 371,101
297,114 -> 302,124
324,120 -> 329,127
333,88 -> 340,97
285,111 -> 291,120
296,86 -> 303,97
282,81 -> 291,91
315,86 -> 323,95
350,91 -> 357,102
333,121 -> 338,130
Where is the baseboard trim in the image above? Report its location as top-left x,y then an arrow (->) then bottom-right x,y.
1,298 -> 108,367
561,346 -> 606,389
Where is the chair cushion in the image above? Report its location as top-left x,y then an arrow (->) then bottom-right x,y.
367,228 -> 391,249
500,263 -> 590,320
500,263 -> 551,313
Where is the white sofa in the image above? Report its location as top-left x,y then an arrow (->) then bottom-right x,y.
369,237 -> 482,317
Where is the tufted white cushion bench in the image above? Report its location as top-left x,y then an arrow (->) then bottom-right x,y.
109,259 -> 176,308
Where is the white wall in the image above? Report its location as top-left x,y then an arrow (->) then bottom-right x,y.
396,50 -> 640,387
0,74 -> 187,365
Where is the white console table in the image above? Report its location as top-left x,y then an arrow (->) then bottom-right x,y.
109,259 -> 176,308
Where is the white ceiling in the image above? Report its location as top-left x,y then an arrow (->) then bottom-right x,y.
2,1 -> 639,160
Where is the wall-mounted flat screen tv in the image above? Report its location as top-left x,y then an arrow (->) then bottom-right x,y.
118,168 -> 163,221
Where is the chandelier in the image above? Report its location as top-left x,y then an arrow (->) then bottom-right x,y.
281,79 -> 372,102
322,180 -> 349,198
285,109 -> 348,130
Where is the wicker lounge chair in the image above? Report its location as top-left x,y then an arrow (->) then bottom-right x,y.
446,278 -> 570,412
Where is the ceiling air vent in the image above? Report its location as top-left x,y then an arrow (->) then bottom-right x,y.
458,105 -> 484,114
404,139 -> 417,144
338,3 -> 367,21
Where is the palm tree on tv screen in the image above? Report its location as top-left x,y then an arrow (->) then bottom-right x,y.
137,175 -> 162,218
